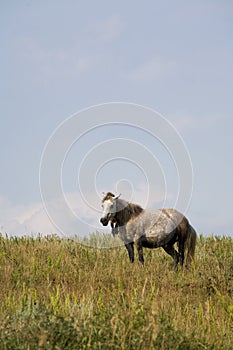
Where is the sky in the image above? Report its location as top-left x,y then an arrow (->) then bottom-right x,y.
0,0 -> 233,239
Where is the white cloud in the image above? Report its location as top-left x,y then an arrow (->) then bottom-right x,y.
18,37 -> 95,81
0,183 -> 169,237
127,57 -> 175,81
170,113 -> 228,134
86,15 -> 125,42
0,196 -> 56,236
0,194 -> 100,237
171,115 -> 196,133
16,14 -> 125,83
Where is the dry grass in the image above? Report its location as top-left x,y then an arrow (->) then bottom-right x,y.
0,233 -> 233,349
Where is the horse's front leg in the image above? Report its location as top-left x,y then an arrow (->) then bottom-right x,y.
125,242 -> 134,263
111,222 -> 118,236
136,238 -> 144,264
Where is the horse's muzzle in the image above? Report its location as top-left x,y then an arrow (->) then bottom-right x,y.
100,217 -> 109,226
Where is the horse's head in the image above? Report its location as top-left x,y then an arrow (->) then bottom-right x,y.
100,192 -> 121,226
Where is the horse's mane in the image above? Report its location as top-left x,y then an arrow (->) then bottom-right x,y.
102,192 -> 115,202
115,198 -> 144,226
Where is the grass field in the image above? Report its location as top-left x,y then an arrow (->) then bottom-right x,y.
0,233 -> 232,349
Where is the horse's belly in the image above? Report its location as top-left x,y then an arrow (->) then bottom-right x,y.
142,229 -> 175,247
141,236 -> 159,248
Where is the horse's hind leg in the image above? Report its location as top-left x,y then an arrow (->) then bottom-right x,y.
178,240 -> 185,266
136,238 -> 144,264
163,244 -> 179,269
125,242 -> 134,263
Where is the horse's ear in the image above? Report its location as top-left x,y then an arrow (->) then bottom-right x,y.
114,193 -> 121,200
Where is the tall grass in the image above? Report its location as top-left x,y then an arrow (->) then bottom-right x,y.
0,233 -> 232,349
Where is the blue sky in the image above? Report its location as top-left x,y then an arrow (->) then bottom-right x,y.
0,1 -> 233,237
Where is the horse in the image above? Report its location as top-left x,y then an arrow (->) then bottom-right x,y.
100,192 -> 197,268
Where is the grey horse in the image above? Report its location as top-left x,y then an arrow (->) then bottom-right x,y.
100,192 -> 197,268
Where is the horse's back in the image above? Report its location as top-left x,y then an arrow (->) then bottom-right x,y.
161,208 -> 188,226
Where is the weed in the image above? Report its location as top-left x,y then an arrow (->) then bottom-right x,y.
0,234 -> 232,349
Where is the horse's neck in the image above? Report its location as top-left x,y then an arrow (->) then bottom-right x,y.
115,199 -> 143,226
115,199 -> 127,226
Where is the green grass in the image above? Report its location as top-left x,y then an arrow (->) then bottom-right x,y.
0,233 -> 232,349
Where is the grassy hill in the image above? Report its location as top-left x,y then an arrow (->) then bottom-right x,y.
0,234 -> 232,349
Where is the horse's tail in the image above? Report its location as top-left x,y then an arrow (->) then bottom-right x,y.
185,224 -> 197,265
